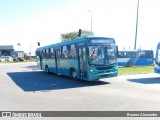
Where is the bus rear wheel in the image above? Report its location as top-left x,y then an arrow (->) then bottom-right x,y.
45,66 -> 50,74
70,69 -> 77,80
127,62 -> 133,67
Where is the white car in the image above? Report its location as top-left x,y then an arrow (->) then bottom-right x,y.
0,56 -> 13,62
0,56 -> 6,62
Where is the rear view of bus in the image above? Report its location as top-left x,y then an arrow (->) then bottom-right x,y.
154,43 -> 160,73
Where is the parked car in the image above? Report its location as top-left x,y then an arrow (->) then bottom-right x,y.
17,58 -> 26,61
0,56 -> 6,62
13,57 -> 26,62
0,56 -> 13,62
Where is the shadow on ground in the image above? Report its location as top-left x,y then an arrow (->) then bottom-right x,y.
21,65 -> 39,70
7,71 -> 110,92
128,77 -> 160,84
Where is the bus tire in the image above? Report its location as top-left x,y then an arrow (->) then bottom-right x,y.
45,65 -> 50,74
70,69 -> 77,80
127,62 -> 133,67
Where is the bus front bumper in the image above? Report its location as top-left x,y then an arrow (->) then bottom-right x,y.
88,71 -> 118,81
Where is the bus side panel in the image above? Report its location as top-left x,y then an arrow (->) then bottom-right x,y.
133,58 -> 153,66
37,59 -> 41,69
57,59 -> 78,76
48,58 -> 56,73
40,58 -> 55,72
41,59 -> 47,70
118,58 -> 132,66
118,58 -> 153,66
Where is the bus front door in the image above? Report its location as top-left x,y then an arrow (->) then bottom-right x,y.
55,49 -> 60,74
39,55 -> 43,70
78,47 -> 87,79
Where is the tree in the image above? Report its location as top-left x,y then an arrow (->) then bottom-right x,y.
24,52 -> 29,60
60,29 -> 94,42
61,31 -> 78,42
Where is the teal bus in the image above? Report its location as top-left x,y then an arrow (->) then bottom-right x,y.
36,37 -> 118,81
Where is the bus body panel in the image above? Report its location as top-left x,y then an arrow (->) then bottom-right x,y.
58,59 -> 78,76
118,58 -> 153,66
87,64 -> 118,80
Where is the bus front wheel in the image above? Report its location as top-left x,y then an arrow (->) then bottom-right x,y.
70,69 -> 77,80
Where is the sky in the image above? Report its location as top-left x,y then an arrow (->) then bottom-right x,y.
0,0 -> 160,55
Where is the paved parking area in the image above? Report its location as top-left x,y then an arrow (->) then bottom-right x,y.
0,62 -> 160,119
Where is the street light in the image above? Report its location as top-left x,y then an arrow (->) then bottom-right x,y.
89,10 -> 93,33
134,0 -> 139,50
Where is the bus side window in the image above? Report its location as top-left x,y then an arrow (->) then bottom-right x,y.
124,52 -> 127,58
39,50 -> 42,58
70,44 -> 77,59
131,52 -> 136,58
46,48 -> 49,58
145,51 -> 152,58
36,50 -> 39,56
118,52 -> 123,58
50,48 -> 55,58
42,49 -> 46,58
127,52 -> 132,58
61,46 -> 69,58
140,52 -> 145,58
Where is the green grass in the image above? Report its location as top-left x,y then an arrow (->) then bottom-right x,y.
118,66 -> 154,75
0,60 -> 36,64
0,61 -> 14,64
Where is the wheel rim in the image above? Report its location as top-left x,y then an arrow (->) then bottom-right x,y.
71,70 -> 77,79
72,71 -> 77,78
46,67 -> 49,73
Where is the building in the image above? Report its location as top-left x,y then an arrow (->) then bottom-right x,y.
0,45 -> 14,56
10,51 -> 24,58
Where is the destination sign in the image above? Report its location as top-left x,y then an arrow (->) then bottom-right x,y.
90,39 -> 115,44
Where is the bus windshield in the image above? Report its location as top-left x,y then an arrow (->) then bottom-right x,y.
89,45 -> 117,65
156,49 -> 160,63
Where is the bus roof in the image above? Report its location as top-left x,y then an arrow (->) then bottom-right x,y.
36,37 -> 115,51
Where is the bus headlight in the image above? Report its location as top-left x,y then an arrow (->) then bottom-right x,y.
90,68 -> 98,74
115,66 -> 118,70
90,69 -> 93,72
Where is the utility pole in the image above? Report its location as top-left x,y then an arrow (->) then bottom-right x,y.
134,0 -> 139,49
89,10 -> 92,33
29,43 -> 31,60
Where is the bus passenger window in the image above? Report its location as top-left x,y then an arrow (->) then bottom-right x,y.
61,46 -> 69,58
50,48 -> 55,58
70,44 -> 77,58
46,49 -> 49,58
42,49 -> 46,58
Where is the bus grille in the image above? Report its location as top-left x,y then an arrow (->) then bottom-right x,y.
96,66 -> 114,70
99,74 -> 111,78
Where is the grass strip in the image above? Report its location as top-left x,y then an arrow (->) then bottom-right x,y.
118,66 -> 154,75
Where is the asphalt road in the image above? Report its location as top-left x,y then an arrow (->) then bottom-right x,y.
0,62 -> 160,119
